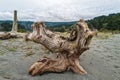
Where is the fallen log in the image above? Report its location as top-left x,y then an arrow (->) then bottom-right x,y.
0,32 -> 17,40
25,19 -> 97,76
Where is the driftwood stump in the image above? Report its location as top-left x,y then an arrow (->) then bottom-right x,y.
25,19 -> 97,76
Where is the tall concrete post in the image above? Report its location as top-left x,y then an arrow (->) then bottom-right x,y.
11,10 -> 18,32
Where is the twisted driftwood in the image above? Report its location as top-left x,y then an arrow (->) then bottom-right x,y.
25,19 -> 97,76
0,32 -> 17,40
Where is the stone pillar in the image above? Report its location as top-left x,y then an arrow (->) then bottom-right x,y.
11,10 -> 18,32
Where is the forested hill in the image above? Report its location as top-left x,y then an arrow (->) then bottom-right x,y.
0,13 -> 120,32
87,13 -> 120,31
0,21 -> 33,32
0,20 -> 76,32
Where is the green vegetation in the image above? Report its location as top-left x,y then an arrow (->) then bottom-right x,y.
0,22 -> 12,31
0,13 -> 120,33
0,51 -> 5,55
0,21 -> 27,32
96,32 -> 113,39
18,24 -> 26,32
18,29 -> 26,33
46,23 -> 76,32
47,13 -> 120,33
87,13 -> 120,32
24,50 -> 35,57
8,47 -> 16,52
47,26 -> 68,32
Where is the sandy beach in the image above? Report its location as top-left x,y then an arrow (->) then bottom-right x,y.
0,34 -> 120,80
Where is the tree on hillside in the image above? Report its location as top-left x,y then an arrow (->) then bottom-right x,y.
87,13 -> 120,31
0,22 -> 12,31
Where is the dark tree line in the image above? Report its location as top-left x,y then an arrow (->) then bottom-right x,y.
0,22 -> 12,31
0,22 -> 26,32
47,13 -> 120,32
0,13 -> 120,33
87,13 -> 120,31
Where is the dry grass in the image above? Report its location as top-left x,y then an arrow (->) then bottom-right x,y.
96,32 -> 113,39
8,47 -> 16,52
24,50 -> 35,57
0,51 -> 5,55
61,31 -> 113,39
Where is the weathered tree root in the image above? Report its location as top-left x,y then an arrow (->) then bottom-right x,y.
25,19 -> 97,76
0,32 -> 17,40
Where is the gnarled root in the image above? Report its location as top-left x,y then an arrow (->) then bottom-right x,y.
29,53 -> 87,76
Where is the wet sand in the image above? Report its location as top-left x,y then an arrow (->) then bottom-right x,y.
0,34 -> 120,80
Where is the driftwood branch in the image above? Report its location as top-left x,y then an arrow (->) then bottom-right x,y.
25,19 -> 97,76
0,32 -> 17,40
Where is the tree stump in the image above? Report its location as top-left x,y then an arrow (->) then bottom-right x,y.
25,19 -> 97,76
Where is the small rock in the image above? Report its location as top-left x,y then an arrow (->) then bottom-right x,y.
113,65 -> 120,68
3,74 -> 11,79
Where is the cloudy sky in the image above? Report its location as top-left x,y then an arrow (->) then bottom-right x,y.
0,0 -> 120,22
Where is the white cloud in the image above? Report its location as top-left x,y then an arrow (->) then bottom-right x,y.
0,0 -> 120,21
0,12 -> 13,20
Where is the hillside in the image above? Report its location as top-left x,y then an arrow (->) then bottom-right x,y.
0,20 -> 76,32
87,13 -> 120,31
0,13 -> 120,32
